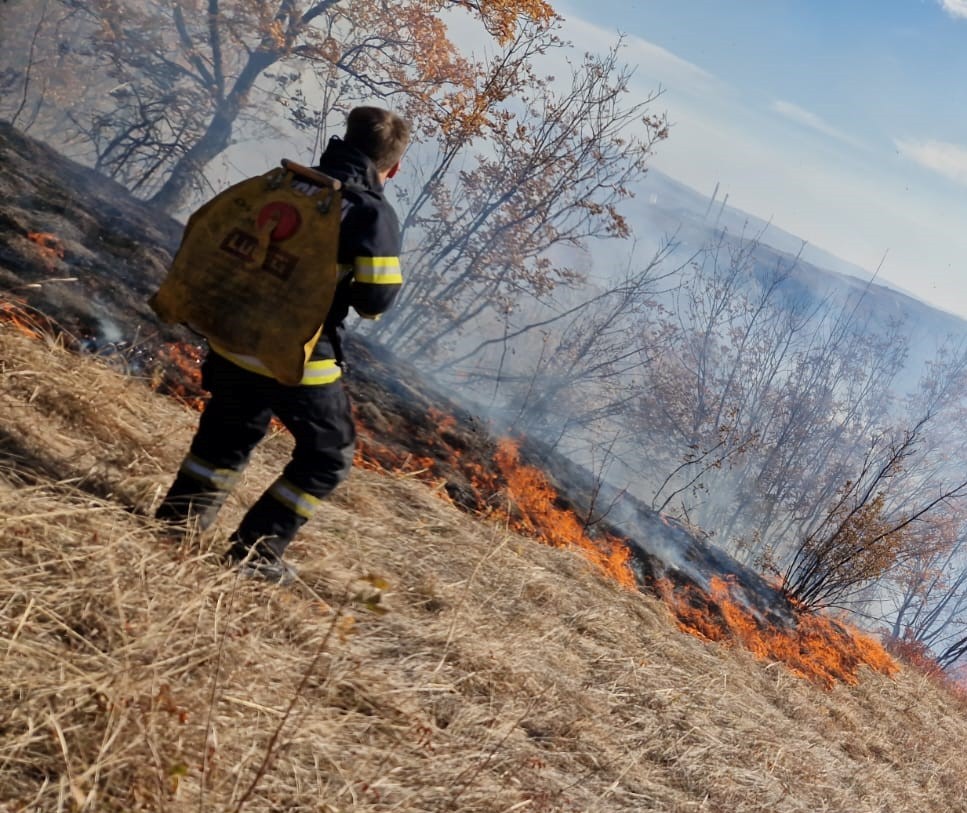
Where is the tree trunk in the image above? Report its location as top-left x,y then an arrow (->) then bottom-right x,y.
149,50 -> 277,213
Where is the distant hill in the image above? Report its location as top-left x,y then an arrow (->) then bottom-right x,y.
598,168 -> 967,376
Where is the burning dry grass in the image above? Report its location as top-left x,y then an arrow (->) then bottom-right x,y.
659,576 -> 898,689
4,322 -> 967,812
492,439 -> 636,590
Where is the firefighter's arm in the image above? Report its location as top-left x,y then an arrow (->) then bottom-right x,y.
345,203 -> 403,320
351,256 -> 402,319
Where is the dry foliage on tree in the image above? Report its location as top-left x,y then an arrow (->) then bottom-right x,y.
0,0 -> 564,207
1,0 -> 556,209
375,36 -> 667,356
1,0 -> 666,366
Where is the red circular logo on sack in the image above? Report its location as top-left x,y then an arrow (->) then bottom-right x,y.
257,202 -> 302,241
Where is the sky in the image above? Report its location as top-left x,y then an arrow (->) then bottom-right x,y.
552,0 -> 967,318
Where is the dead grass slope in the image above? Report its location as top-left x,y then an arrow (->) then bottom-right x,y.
2,323 -> 967,813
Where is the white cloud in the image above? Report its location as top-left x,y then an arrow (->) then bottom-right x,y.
939,0 -> 967,19
771,100 -> 863,148
622,34 -> 722,91
895,138 -> 967,185
560,15 -> 728,97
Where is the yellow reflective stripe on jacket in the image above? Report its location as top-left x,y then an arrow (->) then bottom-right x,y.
354,256 -> 402,285
300,361 -> 342,385
210,343 -> 342,386
179,453 -> 240,491
268,478 -> 322,519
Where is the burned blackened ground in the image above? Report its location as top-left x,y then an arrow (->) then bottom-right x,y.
0,121 -> 801,641
0,121 -> 184,352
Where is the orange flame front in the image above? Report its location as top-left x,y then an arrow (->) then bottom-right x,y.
353,419 -> 636,587
153,342 -> 206,411
0,297 -> 51,339
494,439 -> 637,589
659,575 -> 898,687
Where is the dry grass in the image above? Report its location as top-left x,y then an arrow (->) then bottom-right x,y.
2,322 -> 967,813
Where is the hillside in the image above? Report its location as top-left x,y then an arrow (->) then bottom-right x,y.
0,116 -> 887,676
3,120 -> 967,811
4,315 -> 967,812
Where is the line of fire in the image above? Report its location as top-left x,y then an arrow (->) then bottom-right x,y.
0,288 -> 902,689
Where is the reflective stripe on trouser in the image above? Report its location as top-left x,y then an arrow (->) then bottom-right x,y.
268,477 -> 323,519
155,453 -> 243,530
179,453 -> 242,491
228,433 -> 354,561
171,352 -> 359,560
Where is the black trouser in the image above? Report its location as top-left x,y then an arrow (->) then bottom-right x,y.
157,352 -> 355,559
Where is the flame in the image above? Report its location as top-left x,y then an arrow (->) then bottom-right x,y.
153,342 -> 206,411
658,575 -> 898,687
428,406 -> 458,436
885,635 -> 946,682
354,441 -> 438,477
493,439 -> 636,589
27,231 -> 65,270
883,634 -> 967,705
0,297 -> 51,339
352,416 -> 636,588
353,418 -> 441,478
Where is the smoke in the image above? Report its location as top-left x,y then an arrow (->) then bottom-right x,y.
408,199 -> 967,620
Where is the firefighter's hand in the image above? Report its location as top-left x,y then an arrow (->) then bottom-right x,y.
291,180 -> 321,196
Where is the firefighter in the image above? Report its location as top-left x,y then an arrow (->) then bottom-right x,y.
156,106 -> 409,584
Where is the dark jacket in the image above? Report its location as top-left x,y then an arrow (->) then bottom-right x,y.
312,137 -> 403,365
208,138 -> 402,383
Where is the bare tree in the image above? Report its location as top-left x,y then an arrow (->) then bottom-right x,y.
863,342 -> 967,667
1,0 -> 557,212
614,225 -> 924,577
882,518 -> 967,669
781,415 -> 967,612
0,0 -> 101,134
371,36 -> 668,358
442,237 -> 680,445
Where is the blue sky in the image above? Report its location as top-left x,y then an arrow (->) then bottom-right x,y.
554,0 -> 967,317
